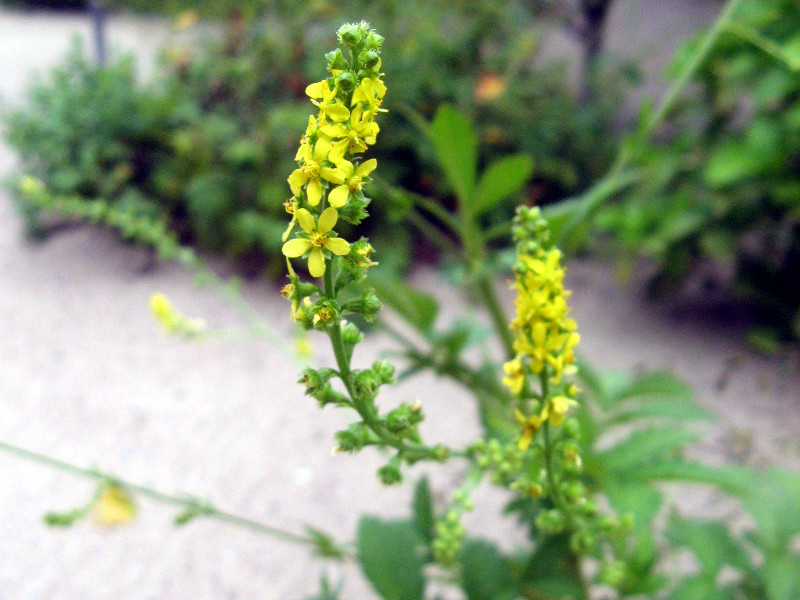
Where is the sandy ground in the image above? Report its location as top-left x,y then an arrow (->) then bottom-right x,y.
0,3 -> 798,599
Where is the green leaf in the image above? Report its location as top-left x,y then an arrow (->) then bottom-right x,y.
631,461 -> 756,495
597,428 -> 698,475
461,540 -> 517,600
357,517 -> 425,600
604,480 -> 663,530
606,398 -> 712,425
666,518 -> 751,574
704,140 -> 767,187
411,477 -> 434,545
429,105 -> 477,205
523,536 -> 584,598
669,575 -> 728,600
741,469 -> 800,551
369,276 -> 439,334
764,554 -> 800,600
472,154 -> 533,217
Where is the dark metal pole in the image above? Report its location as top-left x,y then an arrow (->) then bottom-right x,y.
90,0 -> 107,65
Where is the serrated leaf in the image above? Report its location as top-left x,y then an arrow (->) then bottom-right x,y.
597,428 -> 698,475
411,477 -> 434,544
461,540 -> 517,600
741,469 -> 800,551
472,154 -> 533,217
369,276 -> 438,334
429,105 -> 477,205
666,518 -> 751,574
357,517 -> 425,600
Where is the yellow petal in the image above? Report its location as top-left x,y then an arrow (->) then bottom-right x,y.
307,178 -> 323,206
282,238 -> 311,258
308,248 -> 326,277
288,169 -> 307,196
317,207 -> 338,234
328,185 -> 349,208
326,103 -> 350,122
305,80 -> 328,99
94,485 -> 136,526
281,217 -> 296,242
295,208 -> 315,233
328,139 -> 347,164
338,159 -> 355,179
324,236 -> 350,255
356,158 -> 377,177
320,166 -> 346,185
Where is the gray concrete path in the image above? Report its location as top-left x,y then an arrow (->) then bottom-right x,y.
0,4 -> 797,600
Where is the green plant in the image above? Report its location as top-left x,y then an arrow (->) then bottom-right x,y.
5,0 -> 631,275
4,6 -> 799,600
596,0 -> 800,345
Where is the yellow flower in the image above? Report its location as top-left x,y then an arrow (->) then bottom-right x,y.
351,77 -> 387,113
502,358 -> 525,395
94,485 -> 136,526
288,139 -> 329,206
320,158 -> 377,208
282,197 -> 299,242
543,395 -> 577,427
320,106 -> 379,164
515,409 -> 542,451
306,80 -> 351,123
282,207 -> 350,277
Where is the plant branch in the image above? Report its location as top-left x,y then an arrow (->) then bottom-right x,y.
0,440 -> 320,547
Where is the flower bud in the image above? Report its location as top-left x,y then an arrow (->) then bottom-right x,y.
338,24 -> 359,46
325,48 -> 349,70
372,359 -> 395,383
535,509 -> 565,535
337,71 -> 356,92
377,462 -> 402,485
360,50 -> 380,69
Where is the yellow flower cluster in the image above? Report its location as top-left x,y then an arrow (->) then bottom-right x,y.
503,242 -> 580,447
281,26 -> 386,279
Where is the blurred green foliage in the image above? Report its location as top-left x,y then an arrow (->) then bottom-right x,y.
597,0 -> 800,343
4,0 -> 628,274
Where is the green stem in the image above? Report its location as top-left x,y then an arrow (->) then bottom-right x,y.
610,0 -> 746,175
406,209 -> 459,253
324,261 -> 451,460
0,440 -> 316,547
477,277 -> 515,359
724,21 -> 800,70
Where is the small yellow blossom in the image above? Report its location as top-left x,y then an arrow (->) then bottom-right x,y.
502,358 -> 525,395
320,106 -> 380,164
320,158 -> 377,208
351,77 -> 387,113
282,207 -> 350,277
542,395 -> 577,427
515,409 -> 543,451
313,305 -> 334,326
306,80 -> 351,123
288,139 -> 329,206
94,485 -> 136,526
282,197 -> 299,241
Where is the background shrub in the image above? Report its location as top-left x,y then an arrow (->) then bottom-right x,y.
597,0 -> 800,344
4,0 -> 629,274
